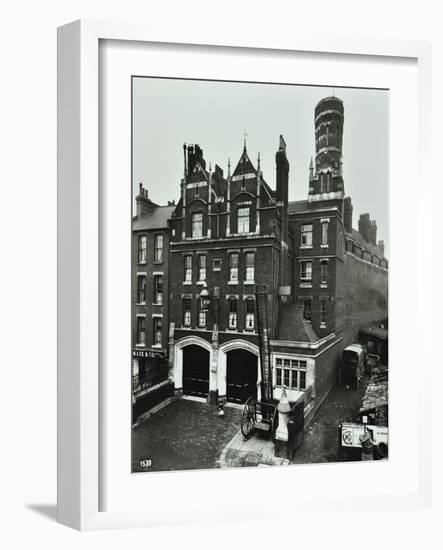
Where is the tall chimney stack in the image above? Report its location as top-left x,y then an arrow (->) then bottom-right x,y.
343,196 -> 353,233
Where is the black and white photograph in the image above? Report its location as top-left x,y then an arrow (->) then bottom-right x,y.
130,77 -> 389,473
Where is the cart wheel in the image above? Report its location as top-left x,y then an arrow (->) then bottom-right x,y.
271,406 -> 279,442
241,396 -> 256,439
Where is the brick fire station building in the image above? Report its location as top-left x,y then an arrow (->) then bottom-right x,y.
131,95 -> 388,420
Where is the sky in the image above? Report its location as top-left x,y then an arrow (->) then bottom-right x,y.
133,77 -> 389,257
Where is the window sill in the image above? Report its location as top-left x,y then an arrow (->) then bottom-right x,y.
183,281 -> 192,285
138,261 -> 147,265
300,282 -> 312,288
300,245 -> 313,250
228,280 -> 239,285
320,284 -> 328,288
151,344 -> 162,349
196,280 -> 206,285
320,323 -> 327,329
244,280 -> 255,285
152,302 -> 163,306
153,260 -> 164,265
135,343 -> 146,348
320,244 -> 329,249
136,302 -> 146,306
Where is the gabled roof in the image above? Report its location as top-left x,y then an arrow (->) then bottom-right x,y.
232,146 -> 257,178
277,302 -> 319,343
132,205 -> 175,231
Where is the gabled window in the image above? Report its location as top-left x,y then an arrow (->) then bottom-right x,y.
183,298 -> 191,327
300,261 -> 312,281
192,212 -> 203,238
136,316 -> 146,345
153,275 -> 163,305
228,298 -> 237,329
301,224 -> 313,247
245,252 -> 255,282
229,253 -> 239,282
237,207 -> 250,234
303,299 -> 312,321
154,234 -> 163,262
198,255 -> 206,282
184,255 -> 192,282
137,275 -> 146,304
138,235 -> 147,263
245,298 -> 255,331
153,317 -> 162,346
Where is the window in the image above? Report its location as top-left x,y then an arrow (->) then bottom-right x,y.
320,300 -> 326,325
198,255 -> 206,281
153,317 -> 162,346
184,255 -> 192,282
245,298 -> 255,330
154,275 -> 163,305
321,260 -> 328,284
237,207 -> 250,234
229,253 -> 239,281
154,234 -> 163,262
192,212 -> 203,238
300,261 -> 312,281
137,275 -> 146,304
183,298 -> 191,327
245,252 -> 255,282
138,235 -> 147,263
136,316 -> 146,345
275,358 -> 307,390
228,298 -> 237,329
303,299 -> 312,321
198,301 -> 206,328
301,224 -> 313,246
321,222 -> 328,246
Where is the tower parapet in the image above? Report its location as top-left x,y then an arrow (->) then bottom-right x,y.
308,96 -> 345,201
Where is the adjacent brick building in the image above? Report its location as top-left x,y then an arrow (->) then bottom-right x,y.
131,95 -> 388,420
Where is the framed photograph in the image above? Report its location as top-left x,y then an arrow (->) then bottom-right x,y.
57,20 -> 433,530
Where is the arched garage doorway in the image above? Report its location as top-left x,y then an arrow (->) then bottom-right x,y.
182,345 -> 210,399
226,349 -> 258,404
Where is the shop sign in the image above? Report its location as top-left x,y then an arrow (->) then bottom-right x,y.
340,422 -> 388,448
132,349 -> 166,360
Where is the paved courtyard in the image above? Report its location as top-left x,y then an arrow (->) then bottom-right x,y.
132,398 -> 242,473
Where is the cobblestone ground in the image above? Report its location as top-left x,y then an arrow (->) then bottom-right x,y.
291,376 -> 370,464
132,399 -> 241,473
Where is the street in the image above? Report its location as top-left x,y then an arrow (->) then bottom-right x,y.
291,377 -> 369,464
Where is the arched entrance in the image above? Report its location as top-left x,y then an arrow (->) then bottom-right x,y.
226,349 -> 258,404
182,345 -> 210,398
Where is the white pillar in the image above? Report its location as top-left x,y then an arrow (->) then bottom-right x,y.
217,350 -> 227,399
173,346 -> 183,395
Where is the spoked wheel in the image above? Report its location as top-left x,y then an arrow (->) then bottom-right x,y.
241,396 -> 256,439
271,406 -> 279,442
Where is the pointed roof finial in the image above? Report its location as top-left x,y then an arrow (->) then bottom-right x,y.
227,158 -> 231,178
257,152 -> 261,172
243,129 -> 248,153
309,156 -> 314,169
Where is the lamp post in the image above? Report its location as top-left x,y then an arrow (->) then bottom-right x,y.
199,281 -> 220,406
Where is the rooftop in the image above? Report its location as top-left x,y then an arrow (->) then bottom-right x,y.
132,205 -> 175,231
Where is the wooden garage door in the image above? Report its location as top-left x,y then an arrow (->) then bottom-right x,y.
182,345 -> 210,398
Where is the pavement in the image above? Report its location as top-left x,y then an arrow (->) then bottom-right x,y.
220,426 -> 289,468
